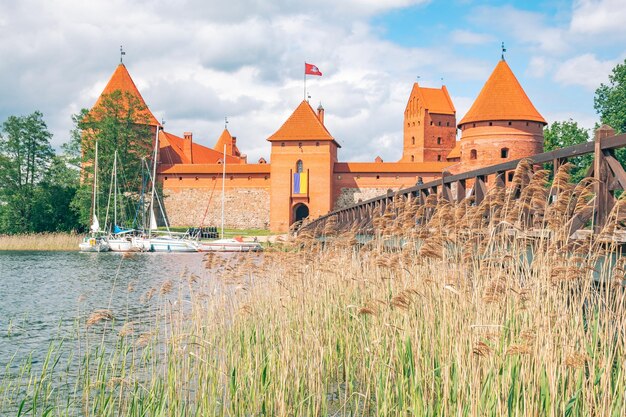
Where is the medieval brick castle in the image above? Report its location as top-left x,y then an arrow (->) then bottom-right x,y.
91,59 -> 546,232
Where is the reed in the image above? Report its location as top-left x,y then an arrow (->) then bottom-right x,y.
2,162 -> 626,415
0,232 -> 80,251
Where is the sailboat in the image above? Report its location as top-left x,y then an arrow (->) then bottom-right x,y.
79,142 -> 111,252
198,144 -> 262,252
143,126 -> 198,252
105,150 -> 146,252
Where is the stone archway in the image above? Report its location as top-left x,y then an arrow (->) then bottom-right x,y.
293,203 -> 309,225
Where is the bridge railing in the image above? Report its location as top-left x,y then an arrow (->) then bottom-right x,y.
301,126 -> 626,236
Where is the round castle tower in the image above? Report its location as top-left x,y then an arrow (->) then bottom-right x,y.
458,59 -> 546,173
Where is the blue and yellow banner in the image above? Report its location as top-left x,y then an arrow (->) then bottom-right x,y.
293,172 -> 308,194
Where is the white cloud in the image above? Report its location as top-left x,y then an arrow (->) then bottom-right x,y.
450,30 -> 494,45
527,56 -> 553,78
571,0 -> 626,37
554,53 -> 616,91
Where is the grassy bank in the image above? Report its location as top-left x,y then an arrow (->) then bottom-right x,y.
0,232 -> 80,251
2,162 -> 626,415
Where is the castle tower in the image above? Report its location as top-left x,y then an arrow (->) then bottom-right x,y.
457,59 -> 546,173
268,101 -> 340,232
401,83 -> 456,163
93,63 -> 160,127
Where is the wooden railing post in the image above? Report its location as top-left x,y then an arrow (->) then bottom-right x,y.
475,175 -> 486,205
594,126 -> 615,232
456,179 -> 466,203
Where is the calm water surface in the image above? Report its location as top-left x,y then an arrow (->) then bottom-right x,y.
0,251 -> 209,369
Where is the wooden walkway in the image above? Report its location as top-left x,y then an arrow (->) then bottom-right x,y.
301,126 -> 626,240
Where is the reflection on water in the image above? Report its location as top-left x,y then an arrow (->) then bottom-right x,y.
0,251 -> 208,370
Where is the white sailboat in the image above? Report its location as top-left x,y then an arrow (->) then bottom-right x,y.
144,126 -> 198,252
106,150 -> 145,252
198,144 -> 262,252
79,142 -> 111,252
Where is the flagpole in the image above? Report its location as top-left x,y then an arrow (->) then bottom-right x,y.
303,62 -> 306,100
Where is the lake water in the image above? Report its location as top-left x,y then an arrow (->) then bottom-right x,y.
0,251 -> 209,372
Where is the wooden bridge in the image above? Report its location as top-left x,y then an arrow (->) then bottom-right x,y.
301,126 -> 626,240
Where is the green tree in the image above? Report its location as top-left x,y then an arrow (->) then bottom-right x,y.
595,59 -> 626,134
0,111 -> 54,233
543,120 -> 591,183
69,90 -> 154,228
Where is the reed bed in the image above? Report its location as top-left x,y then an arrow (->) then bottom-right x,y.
2,161 -> 626,415
0,232 -> 80,251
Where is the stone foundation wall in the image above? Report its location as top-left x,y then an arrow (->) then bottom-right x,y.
334,187 -> 400,210
163,187 -> 270,230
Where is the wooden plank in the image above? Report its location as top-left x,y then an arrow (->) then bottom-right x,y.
475,175 -> 486,205
604,153 -> 626,190
594,134 -> 609,232
456,179 -> 466,203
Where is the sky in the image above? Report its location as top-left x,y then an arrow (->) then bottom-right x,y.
0,0 -> 624,163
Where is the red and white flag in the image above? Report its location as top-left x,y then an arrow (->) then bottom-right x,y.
305,63 -> 322,76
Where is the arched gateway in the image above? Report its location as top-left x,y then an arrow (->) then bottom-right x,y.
293,203 -> 309,225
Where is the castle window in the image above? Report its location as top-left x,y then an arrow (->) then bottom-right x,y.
437,137 -> 441,145
508,121 -> 512,126
195,176 -> 198,181
508,172 -> 514,182
264,175 -> 268,180
447,122 -> 450,126
164,176 -> 168,181
489,122 -> 493,126
430,121 -> 433,126
470,149 -> 477,160
437,155 -> 442,161
473,123 -> 476,128
217,159 -> 223,164
316,141 -> 319,146
411,137 -> 415,145
438,121 -> 441,126
501,148 -> 509,158
248,176 -> 251,180
179,177 -> 182,181
281,142 -> 285,147
296,159 -> 304,173
298,142 -> 302,148
230,175 -> 234,180
376,175 -> 380,179
526,122 -> 529,126
212,176 -> 216,180
412,122 -> 415,127
411,155 -> 414,162
418,121 -> 421,126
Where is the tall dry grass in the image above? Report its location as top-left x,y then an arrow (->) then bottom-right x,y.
0,232 -> 80,251
2,160 -> 626,415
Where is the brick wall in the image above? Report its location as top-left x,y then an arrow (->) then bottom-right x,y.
334,187 -> 400,210
163,188 -> 270,229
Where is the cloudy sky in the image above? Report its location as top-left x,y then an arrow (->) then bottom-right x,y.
0,0 -> 624,162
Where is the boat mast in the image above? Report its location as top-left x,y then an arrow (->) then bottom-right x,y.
149,125 -> 159,233
113,150 -> 117,229
221,144 -> 225,239
93,141 -> 98,232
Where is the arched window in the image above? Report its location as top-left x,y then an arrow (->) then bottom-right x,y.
411,137 -> 415,145
296,159 -> 304,173
411,155 -> 415,162
437,137 -> 441,145
501,148 -> 509,158
470,149 -> 477,160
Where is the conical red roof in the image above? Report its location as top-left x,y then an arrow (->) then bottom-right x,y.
214,129 -> 241,157
268,100 -> 336,144
93,64 -> 160,126
459,60 -> 546,126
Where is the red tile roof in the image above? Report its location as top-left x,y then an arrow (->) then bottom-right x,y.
447,142 -> 461,159
334,162 -> 454,173
405,83 -> 455,116
214,129 -> 241,157
268,100 -> 338,145
159,131 -> 243,165
159,164 -> 270,175
459,60 -> 546,126
93,64 -> 160,126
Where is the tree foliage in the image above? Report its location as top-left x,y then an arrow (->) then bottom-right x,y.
595,59 -> 626,134
69,90 -> 154,229
0,111 -> 80,233
543,120 -> 591,183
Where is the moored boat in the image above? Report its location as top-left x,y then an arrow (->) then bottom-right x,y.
198,237 -> 262,252
79,235 -> 110,252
